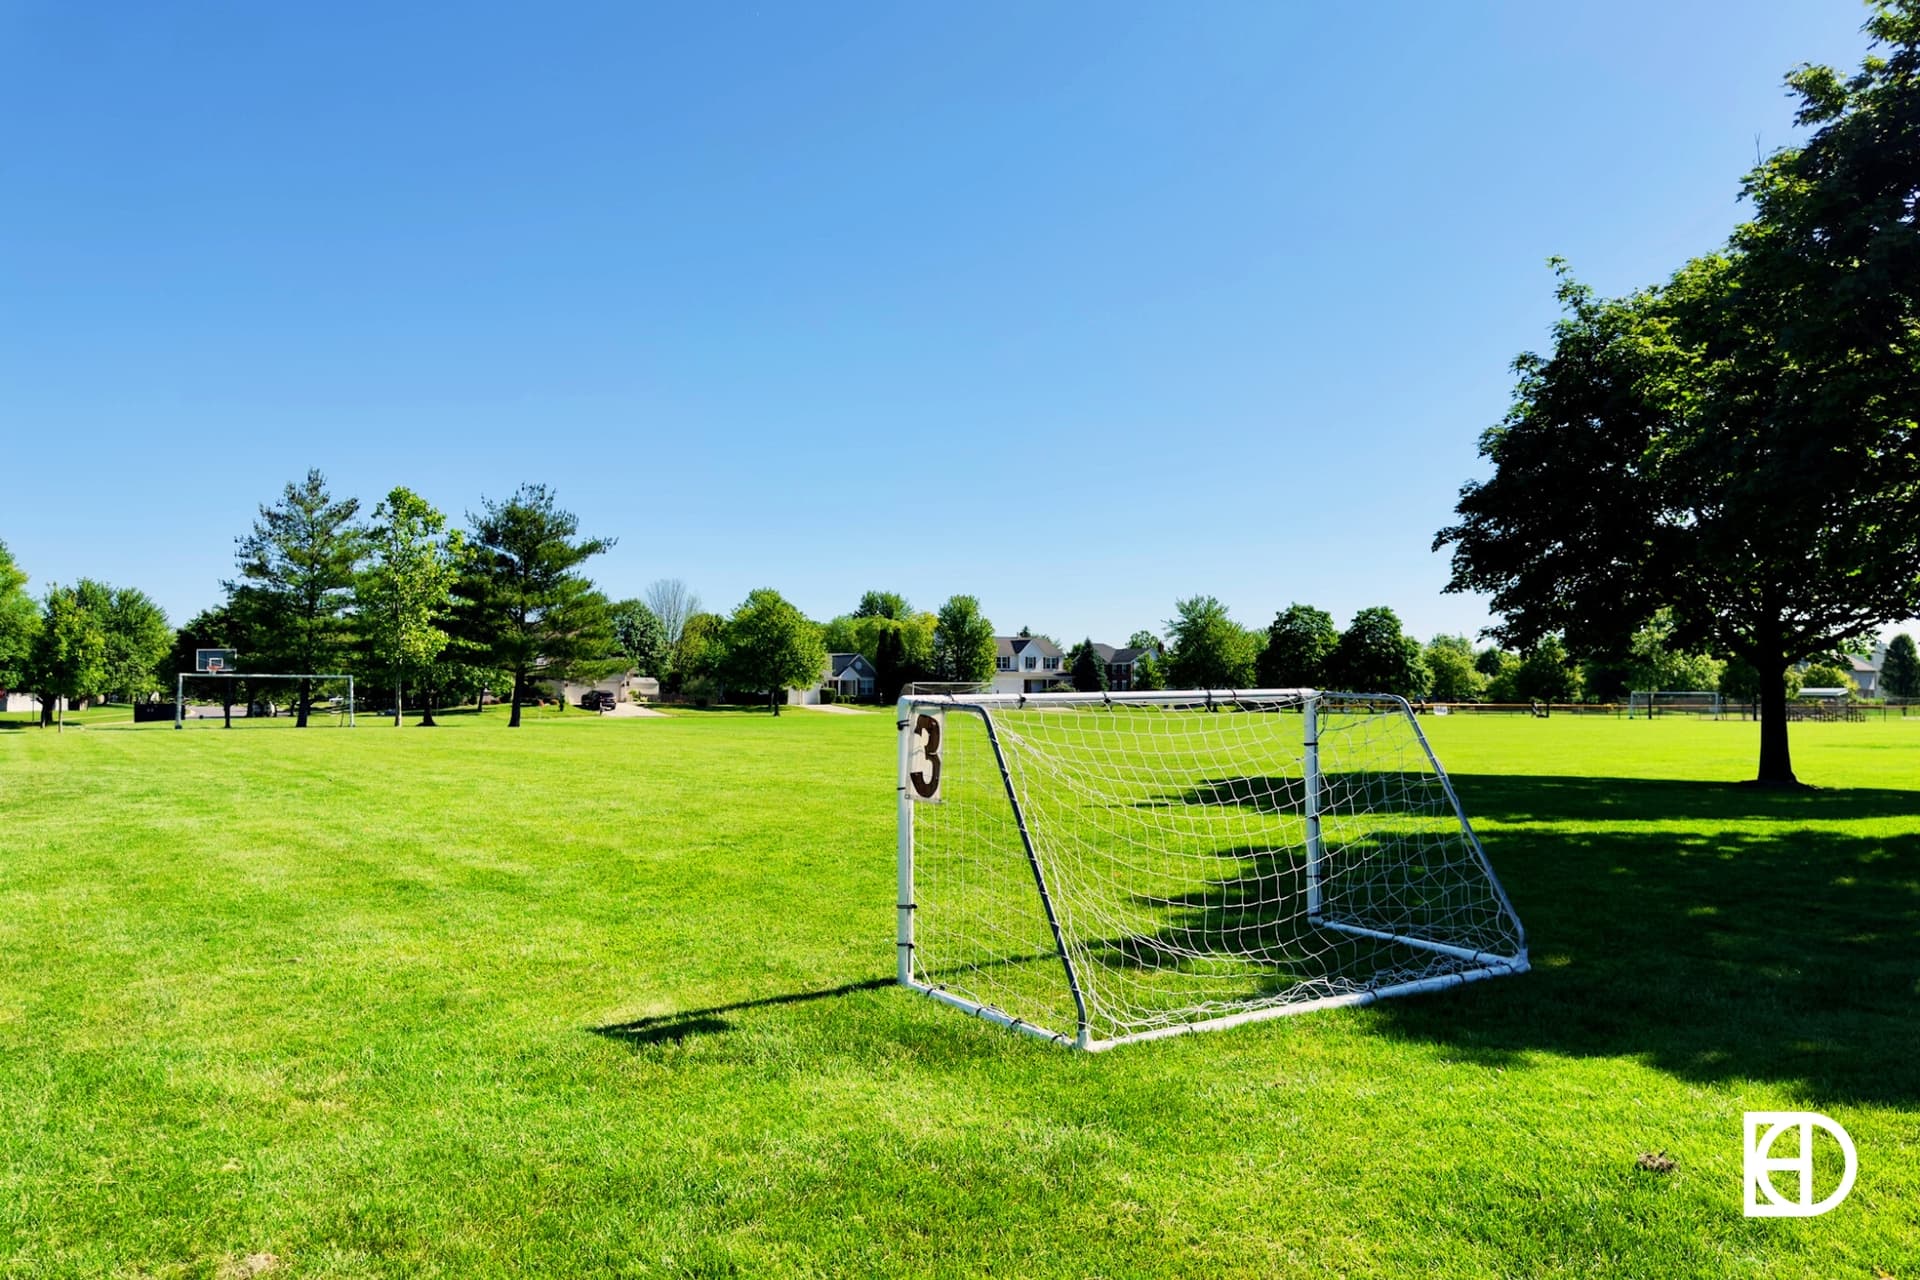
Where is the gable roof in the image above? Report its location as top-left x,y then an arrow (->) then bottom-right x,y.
827,652 -> 875,678
997,635 -> 1064,660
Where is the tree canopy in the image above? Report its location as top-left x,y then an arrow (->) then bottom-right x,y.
1883,633 -> 1920,699
1329,606 -> 1427,697
0,540 -> 37,693
1165,596 -> 1258,689
1436,7 -> 1920,783
84,580 -> 172,704
722,588 -> 827,715
1423,635 -> 1486,703
28,584 -> 106,730
854,590 -> 911,620
231,469 -> 364,727
931,595 -> 996,684
455,484 -> 616,727
1255,604 -> 1337,689
1069,638 -> 1107,692
359,487 -> 463,726
611,599 -> 670,679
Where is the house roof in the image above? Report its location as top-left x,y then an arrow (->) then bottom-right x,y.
1845,654 -> 1878,673
996,635 -> 1063,660
827,652 -> 875,678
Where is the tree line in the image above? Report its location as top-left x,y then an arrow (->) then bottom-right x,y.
6,470 -> 1911,731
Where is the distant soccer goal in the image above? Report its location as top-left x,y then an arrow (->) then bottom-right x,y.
1627,690 -> 1724,719
896,689 -> 1528,1051
175,657 -> 357,729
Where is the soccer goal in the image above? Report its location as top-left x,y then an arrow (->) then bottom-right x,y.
174,650 -> 357,729
896,689 -> 1528,1050
1627,690 -> 1724,719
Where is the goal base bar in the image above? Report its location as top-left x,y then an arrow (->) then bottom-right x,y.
1310,916 -> 1531,972
903,955 -> 1527,1053
903,980 -> 1081,1049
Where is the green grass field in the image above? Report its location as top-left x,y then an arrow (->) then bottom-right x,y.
1,708 -> 1915,1278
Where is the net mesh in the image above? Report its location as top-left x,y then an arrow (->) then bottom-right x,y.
905,692 -> 1526,1046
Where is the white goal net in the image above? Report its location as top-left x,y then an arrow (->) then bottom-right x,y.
897,689 -> 1527,1050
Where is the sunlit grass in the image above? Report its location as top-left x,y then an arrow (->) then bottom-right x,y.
0,710 -> 1914,1277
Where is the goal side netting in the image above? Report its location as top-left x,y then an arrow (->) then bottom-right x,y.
897,690 -> 1528,1050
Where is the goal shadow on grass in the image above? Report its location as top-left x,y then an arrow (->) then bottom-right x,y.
1361,773 -> 1920,1106
590,978 -> 895,1047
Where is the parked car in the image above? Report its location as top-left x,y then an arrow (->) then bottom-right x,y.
581,690 -> 617,711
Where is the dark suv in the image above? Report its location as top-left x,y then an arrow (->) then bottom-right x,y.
581,690 -> 617,711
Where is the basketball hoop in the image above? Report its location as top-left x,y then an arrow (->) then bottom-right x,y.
206,659 -> 224,673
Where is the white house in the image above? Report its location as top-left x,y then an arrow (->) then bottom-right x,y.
992,635 -> 1067,694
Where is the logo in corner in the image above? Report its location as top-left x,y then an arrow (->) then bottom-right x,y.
1743,1111 -> 1857,1218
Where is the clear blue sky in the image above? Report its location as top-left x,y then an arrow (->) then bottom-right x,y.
0,2 -> 1893,645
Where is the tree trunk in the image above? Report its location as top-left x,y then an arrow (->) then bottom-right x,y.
419,679 -> 437,727
223,696 -> 233,729
39,695 -> 52,728
770,688 -> 780,716
1755,660 -> 1798,786
394,677 -> 404,728
508,669 -> 524,728
296,677 -> 311,728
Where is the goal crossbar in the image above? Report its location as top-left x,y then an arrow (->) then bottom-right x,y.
897,688 -> 1528,1050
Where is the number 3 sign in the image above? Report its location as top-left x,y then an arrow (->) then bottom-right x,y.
907,711 -> 943,803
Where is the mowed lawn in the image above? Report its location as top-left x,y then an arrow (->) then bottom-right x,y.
1,708 -> 1915,1278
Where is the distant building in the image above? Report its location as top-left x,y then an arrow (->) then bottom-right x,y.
992,635 -> 1066,694
789,652 -> 879,704
988,636 -> 1160,694
1090,643 -> 1157,692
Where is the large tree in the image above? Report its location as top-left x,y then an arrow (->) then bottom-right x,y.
1329,606 -> 1427,697
1165,595 -> 1258,689
0,540 -> 39,696
931,595 -> 996,685
854,590 -> 911,620
1069,638 -> 1108,693
1424,635 -> 1486,703
455,484 -> 616,728
1255,604 -> 1337,688
231,470 -> 364,728
644,579 -> 700,652
1436,4 -> 1920,785
1883,632 -> 1920,699
669,611 -> 727,699
79,580 -> 172,705
611,599 -> 670,678
722,588 -> 827,715
358,487 -> 462,727
28,585 -> 107,731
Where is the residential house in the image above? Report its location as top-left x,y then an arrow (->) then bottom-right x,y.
1091,643 -> 1157,692
992,635 -> 1066,694
789,652 -> 879,704
1846,642 -> 1886,697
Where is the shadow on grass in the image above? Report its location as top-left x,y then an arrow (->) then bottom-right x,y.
1446,772 -> 1920,825
1087,772 -> 1916,1103
1366,774 -> 1920,1106
592,978 -> 894,1047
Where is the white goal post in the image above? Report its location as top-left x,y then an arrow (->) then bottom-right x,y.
1627,690 -> 1724,718
897,689 -> 1528,1051
174,671 -> 357,728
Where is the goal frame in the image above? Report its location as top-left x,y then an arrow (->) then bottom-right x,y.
174,671 -> 358,729
896,688 -> 1528,1051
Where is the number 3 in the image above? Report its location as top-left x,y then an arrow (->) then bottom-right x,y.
909,713 -> 942,800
